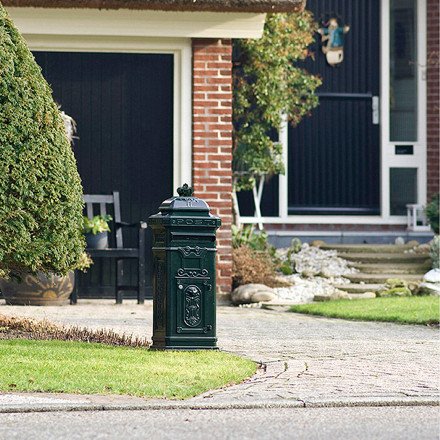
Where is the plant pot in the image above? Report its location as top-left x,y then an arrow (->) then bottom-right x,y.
0,271 -> 75,306
85,232 -> 108,249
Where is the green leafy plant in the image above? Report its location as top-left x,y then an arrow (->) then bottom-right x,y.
425,194 -> 439,234
76,252 -> 93,272
0,5 -> 85,277
231,225 -> 270,251
233,12 -> 322,190
290,237 -> 302,254
272,237 -> 303,276
83,215 -> 112,235
279,262 -> 294,276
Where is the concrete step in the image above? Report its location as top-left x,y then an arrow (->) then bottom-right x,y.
346,273 -> 423,284
352,262 -> 431,274
319,244 -> 415,254
335,284 -> 383,293
342,253 -> 430,264
347,292 -> 376,300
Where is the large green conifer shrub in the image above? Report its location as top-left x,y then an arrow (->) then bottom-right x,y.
0,4 -> 84,276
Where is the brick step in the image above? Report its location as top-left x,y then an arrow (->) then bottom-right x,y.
352,262 -> 431,274
335,284 -> 383,293
342,253 -> 430,264
346,273 -> 423,284
319,244 -> 415,254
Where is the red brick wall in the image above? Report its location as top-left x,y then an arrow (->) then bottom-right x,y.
427,0 -> 440,200
192,38 -> 233,298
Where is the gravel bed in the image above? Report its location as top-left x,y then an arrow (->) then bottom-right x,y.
271,244 -> 356,303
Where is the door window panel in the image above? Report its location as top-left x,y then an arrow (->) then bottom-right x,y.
390,168 -> 417,215
390,0 -> 418,141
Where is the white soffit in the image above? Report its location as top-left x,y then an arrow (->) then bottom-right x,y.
7,7 -> 266,39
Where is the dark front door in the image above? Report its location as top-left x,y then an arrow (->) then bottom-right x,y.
34,52 -> 174,298
289,0 -> 380,215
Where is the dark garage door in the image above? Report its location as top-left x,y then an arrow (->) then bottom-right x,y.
34,51 -> 174,299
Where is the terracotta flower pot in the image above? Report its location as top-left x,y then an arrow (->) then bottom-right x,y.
0,271 -> 75,306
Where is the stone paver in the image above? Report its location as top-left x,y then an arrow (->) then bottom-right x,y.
0,300 -> 439,406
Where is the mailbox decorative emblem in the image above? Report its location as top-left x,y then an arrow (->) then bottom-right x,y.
184,285 -> 202,327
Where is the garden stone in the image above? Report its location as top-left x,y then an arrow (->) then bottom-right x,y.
405,243 -> 430,254
314,290 -> 350,302
418,282 -> 440,296
418,269 -> 440,296
252,291 -> 276,303
385,278 -> 409,288
395,237 -> 405,245
377,278 -> 412,297
377,287 -> 411,297
407,282 -> 420,293
348,292 -> 377,299
231,284 -> 275,305
423,269 -> 440,283
406,240 -> 419,247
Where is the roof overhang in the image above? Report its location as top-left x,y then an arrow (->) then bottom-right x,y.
2,0 -> 305,13
6,7 -> 270,38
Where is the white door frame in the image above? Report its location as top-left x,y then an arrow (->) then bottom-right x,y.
380,0 -> 427,219
241,0 -> 427,226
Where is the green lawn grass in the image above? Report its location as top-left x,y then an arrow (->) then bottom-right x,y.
289,296 -> 440,325
0,339 -> 256,399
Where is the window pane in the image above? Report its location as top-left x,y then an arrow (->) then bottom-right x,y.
390,168 -> 417,215
390,0 -> 417,141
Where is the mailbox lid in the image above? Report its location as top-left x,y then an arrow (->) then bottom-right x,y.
159,195 -> 210,216
159,183 -> 212,217
148,184 -> 221,229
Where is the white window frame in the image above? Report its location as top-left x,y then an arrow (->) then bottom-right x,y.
241,0 -> 428,226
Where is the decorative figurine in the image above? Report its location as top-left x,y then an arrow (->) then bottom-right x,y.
318,17 -> 350,66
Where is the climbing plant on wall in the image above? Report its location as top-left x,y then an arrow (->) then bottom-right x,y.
233,11 -> 322,190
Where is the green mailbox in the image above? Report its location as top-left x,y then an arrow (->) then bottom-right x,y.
148,184 -> 221,350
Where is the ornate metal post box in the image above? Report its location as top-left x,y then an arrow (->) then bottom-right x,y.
148,184 -> 221,350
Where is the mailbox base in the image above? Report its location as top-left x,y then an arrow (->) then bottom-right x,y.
150,336 -> 218,351
150,346 -> 219,351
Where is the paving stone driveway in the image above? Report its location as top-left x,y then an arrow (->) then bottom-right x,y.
1,300 -> 439,405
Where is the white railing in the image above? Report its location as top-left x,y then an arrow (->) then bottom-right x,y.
406,204 -> 431,231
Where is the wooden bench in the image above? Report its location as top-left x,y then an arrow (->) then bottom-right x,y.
70,191 -> 147,304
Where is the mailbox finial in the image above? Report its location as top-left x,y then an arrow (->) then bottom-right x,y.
177,184 -> 194,197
